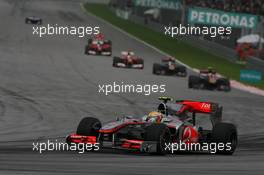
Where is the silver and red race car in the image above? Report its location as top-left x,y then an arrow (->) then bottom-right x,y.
66,97 -> 237,155
112,51 -> 144,69
85,33 -> 112,56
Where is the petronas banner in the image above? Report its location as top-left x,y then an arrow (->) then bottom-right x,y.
188,7 -> 258,29
135,0 -> 182,10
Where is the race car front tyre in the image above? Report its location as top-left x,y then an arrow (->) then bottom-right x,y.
217,78 -> 231,91
76,117 -> 102,137
144,123 -> 171,155
188,75 -> 200,88
211,122 -> 237,155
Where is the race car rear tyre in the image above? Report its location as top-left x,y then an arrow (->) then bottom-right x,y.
177,66 -> 187,77
108,48 -> 112,56
88,39 -> 92,45
105,40 -> 112,45
113,57 -> 121,67
138,59 -> 144,69
144,123 -> 171,155
76,117 -> 102,136
152,63 -> 161,75
84,46 -> 89,55
188,75 -> 200,88
211,122 -> 237,155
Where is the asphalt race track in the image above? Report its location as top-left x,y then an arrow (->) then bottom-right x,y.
0,0 -> 264,174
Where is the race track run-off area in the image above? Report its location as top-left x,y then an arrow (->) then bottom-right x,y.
0,0 -> 264,175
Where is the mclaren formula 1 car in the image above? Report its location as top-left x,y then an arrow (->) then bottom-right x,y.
25,16 -> 42,25
112,51 -> 144,69
153,57 -> 187,77
85,34 -> 112,56
188,68 -> 231,91
66,97 -> 237,155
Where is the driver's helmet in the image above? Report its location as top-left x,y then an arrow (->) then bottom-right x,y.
146,111 -> 164,123
208,67 -> 214,73
158,103 -> 167,115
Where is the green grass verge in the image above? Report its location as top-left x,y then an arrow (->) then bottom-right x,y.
83,3 -> 264,89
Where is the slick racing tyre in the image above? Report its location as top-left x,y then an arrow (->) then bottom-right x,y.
188,75 -> 200,88
88,39 -> 92,45
152,63 -> 160,74
217,78 -> 231,92
138,59 -> 144,69
152,63 -> 164,75
76,117 -> 102,136
177,66 -> 187,77
84,45 -> 89,55
211,122 -> 237,155
113,57 -> 122,67
144,123 -> 171,155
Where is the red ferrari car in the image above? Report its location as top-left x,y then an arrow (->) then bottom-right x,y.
66,97 -> 237,155
85,33 -> 112,56
112,51 -> 144,69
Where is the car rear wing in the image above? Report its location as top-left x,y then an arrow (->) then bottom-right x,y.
161,57 -> 175,63
176,100 -> 218,113
121,51 -> 134,56
176,100 -> 222,126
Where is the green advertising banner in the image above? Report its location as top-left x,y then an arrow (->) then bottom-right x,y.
188,7 -> 258,29
240,70 -> 262,83
135,0 -> 182,10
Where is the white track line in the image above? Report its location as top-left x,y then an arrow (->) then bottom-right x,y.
80,3 -> 264,97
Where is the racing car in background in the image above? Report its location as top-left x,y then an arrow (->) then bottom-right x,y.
25,16 -> 42,25
112,51 -> 144,69
153,57 -> 187,77
85,33 -> 112,56
188,68 -> 231,91
66,97 -> 237,155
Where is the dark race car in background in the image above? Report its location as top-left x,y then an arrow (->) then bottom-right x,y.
153,57 -> 187,77
25,16 -> 42,25
188,68 -> 231,91
113,51 -> 144,69
66,97 -> 237,155
85,34 -> 112,56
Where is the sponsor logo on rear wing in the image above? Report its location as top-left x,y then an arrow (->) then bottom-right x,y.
176,100 -> 220,114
